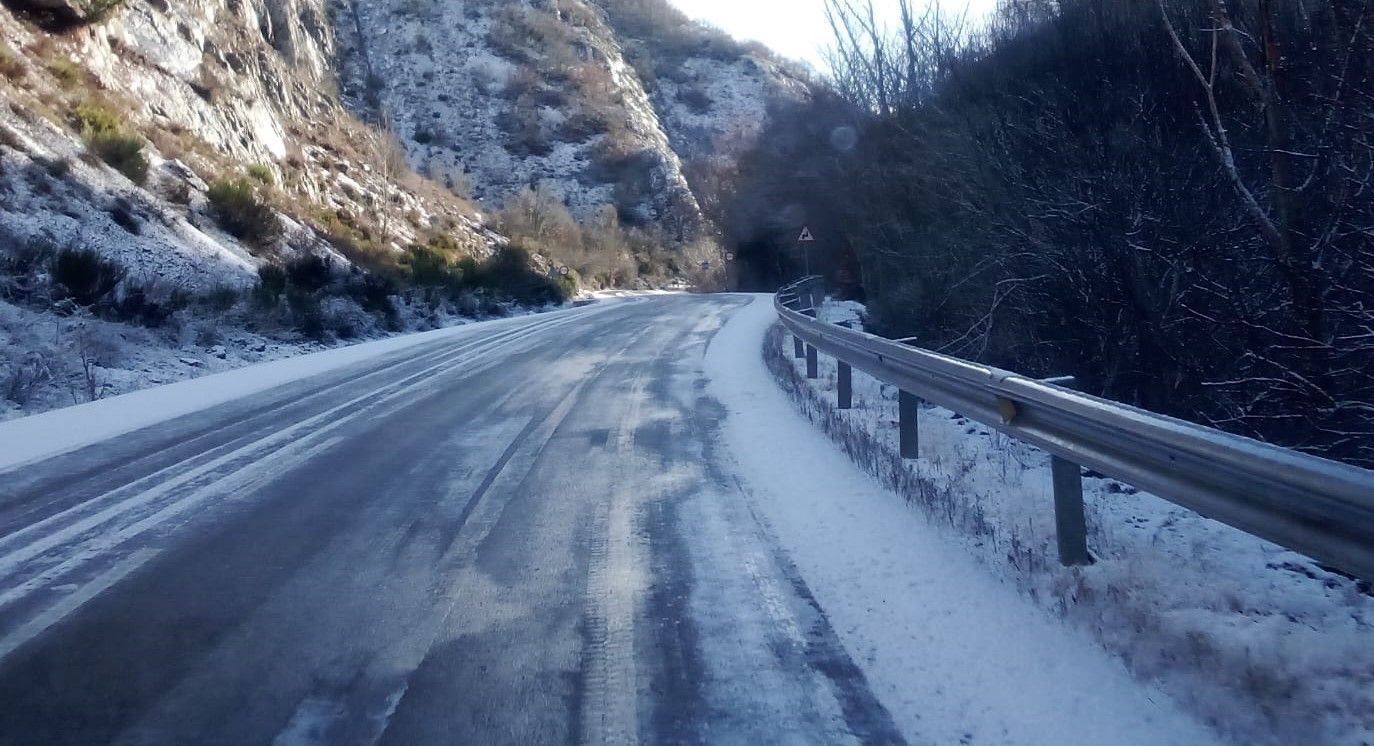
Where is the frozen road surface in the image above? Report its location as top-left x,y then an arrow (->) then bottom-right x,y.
0,295 -> 1216,745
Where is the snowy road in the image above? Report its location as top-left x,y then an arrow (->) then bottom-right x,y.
0,295 -> 1217,745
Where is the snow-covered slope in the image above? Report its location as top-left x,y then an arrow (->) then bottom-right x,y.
331,0 -> 808,240
0,0 -> 496,290
333,0 -> 702,236
588,0 -> 811,203
643,49 -> 810,169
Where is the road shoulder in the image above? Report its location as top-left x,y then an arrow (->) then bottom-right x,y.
703,295 -> 1221,746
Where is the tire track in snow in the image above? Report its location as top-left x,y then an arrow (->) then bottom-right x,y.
581,361 -> 652,745
271,325 -> 659,746
0,548 -> 157,662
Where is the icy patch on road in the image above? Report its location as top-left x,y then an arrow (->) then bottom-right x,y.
703,295 -> 1221,746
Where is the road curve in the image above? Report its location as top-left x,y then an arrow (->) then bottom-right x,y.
0,295 -> 903,745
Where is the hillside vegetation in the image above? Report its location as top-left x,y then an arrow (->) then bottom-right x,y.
721,0 -> 1374,468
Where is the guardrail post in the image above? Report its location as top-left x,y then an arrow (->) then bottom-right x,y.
1038,375 -> 1094,567
837,362 -> 852,409
899,391 -> 919,458
793,336 -> 805,359
801,303 -> 818,371
1051,456 -> 1095,566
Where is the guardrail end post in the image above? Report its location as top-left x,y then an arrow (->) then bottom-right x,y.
838,361 -> 852,409
899,391 -> 919,459
793,336 -> 805,359
806,344 -> 819,379
1051,456 -> 1095,567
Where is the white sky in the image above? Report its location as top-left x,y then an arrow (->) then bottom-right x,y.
667,0 -> 996,72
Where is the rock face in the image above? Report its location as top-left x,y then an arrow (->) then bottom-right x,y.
0,0 -> 497,292
332,0 -> 700,240
331,0 -> 807,242
87,0 -> 329,163
649,53 -> 810,170
0,0 -> 808,292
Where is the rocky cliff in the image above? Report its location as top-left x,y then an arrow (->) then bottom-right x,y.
0,0 -> 808,416
332,0 -> 805,244
0,0 -> 503,291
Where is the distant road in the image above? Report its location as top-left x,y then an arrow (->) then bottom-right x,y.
0,296 -> 902,745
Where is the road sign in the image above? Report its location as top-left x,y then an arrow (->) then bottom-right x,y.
797,228 -> 816,275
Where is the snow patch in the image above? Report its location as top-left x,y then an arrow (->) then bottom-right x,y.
752,295 -> 1374,745
703,295 -> 1223,745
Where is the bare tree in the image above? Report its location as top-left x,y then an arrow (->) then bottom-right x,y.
724,0 -> 1374,464
372,112 -> 412,249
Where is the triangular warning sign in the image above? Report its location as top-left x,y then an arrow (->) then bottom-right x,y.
798,227 -> 815,242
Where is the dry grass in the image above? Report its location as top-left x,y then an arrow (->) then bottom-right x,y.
44,58 -> 82,88
0,44 -> 27,82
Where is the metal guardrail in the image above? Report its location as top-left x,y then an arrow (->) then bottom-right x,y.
775,276 -> 1374,581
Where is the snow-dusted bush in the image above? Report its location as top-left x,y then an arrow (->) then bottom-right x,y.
283,254 -> 333,292
1,348 -> 54,407
50,247 -> 124,308
245,163 -> 275,186
319,296 -> 375,340
676,85 -> 712,114
0,238 -> 53,304
0,43 -> 27,81
112,282 -> 180,328
466,56 -> 512,95
254,264 -> 287,303
66,314 -> 123,402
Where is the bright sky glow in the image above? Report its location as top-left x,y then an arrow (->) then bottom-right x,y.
668,0 -> 997,72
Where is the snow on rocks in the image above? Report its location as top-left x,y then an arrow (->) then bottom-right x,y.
651,53 -> 809,167
0,106 -> 258,293
334,0 -> 700,226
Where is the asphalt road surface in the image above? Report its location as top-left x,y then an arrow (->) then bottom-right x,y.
0,296 -> 904,745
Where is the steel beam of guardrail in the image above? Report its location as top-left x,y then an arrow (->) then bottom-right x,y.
774,277 -> 1374,580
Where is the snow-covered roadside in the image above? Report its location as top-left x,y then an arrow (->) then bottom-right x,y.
0,300 -> 608,472
703,295 -> 1221,746
1,283 -> 676,429
578,289 -> 683,302
744,295 -> 1374,745
0,299 -> 323,420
